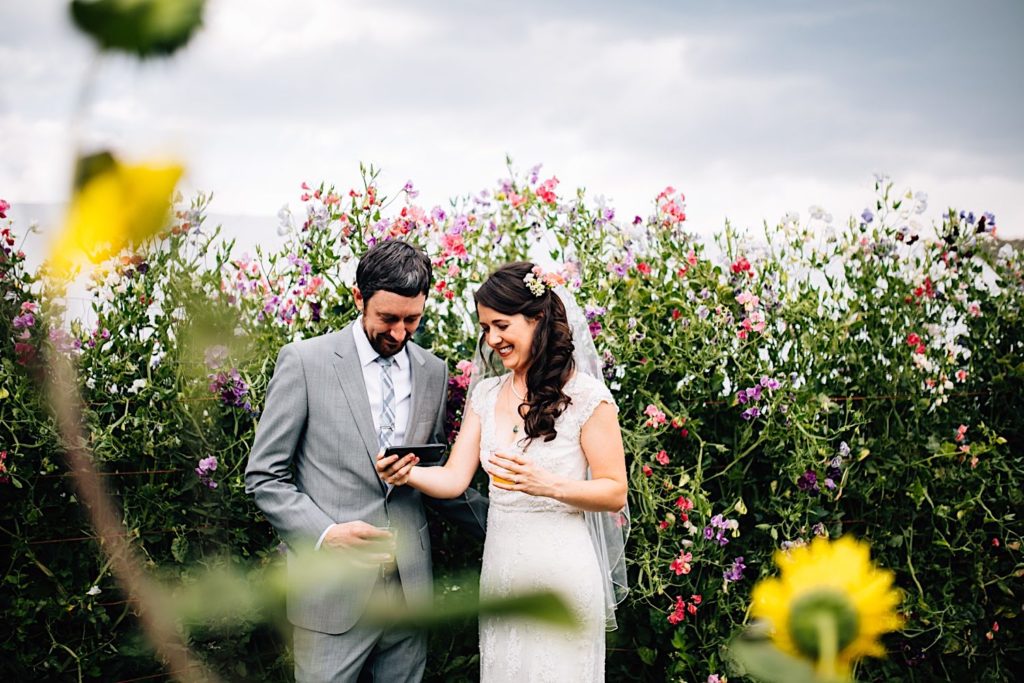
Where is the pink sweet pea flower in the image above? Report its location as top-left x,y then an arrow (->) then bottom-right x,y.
670,550 -> 693,575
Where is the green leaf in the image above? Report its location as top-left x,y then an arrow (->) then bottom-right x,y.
369,588 -> 577,632
70,0 -> 205,58
170,534 -> 188,564
728,632 -> 843,683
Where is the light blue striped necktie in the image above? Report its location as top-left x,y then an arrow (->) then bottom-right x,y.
375,356 -> 395,450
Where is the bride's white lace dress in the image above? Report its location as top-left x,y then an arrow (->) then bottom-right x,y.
470,372 -> 615,683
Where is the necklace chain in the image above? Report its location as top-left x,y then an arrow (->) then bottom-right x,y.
509,376 -> 527,401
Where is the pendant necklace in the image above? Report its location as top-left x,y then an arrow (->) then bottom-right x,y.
509,376 -> 526,434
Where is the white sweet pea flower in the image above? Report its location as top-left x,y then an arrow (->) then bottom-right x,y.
128,379 -> 147,394
86,585 -> 102,596
277,204 -> 293,236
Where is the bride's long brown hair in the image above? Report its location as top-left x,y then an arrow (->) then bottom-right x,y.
474,262 -> 575,443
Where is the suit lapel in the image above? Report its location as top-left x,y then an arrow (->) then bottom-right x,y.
332,325 -> 387,494
404,342 -> 431,441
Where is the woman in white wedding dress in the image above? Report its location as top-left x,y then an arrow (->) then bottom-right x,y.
376,261 -> 628,682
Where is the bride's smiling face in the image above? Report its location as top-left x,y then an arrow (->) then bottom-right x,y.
477,304 -> 540,374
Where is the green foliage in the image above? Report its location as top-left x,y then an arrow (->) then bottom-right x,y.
1,170 -> 1022,681
70,0 -> 204,58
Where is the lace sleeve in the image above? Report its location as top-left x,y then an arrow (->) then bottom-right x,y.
573,374 -> 618,431
468,376 -> 499,418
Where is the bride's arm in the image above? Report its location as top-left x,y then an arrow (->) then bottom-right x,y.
490,402 -> 627,512
375,405 -> 482,499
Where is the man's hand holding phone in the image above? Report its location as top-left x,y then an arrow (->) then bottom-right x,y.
375,449 -> 419,487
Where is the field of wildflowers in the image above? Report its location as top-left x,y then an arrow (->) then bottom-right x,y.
1,165 -> 1022,681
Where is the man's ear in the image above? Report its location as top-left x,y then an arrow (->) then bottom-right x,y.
353,287 -> 365,313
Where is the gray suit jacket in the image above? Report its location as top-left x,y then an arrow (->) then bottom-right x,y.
245,323 -> 487,634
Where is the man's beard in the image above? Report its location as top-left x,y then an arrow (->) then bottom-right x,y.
364,321 -> 409,358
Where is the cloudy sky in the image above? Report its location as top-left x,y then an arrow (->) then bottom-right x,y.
3,0 -> 1023,252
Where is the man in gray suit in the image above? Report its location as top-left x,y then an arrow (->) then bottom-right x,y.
245,240 -> 487,683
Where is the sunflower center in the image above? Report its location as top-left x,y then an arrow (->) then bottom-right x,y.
787,589 -> 860,659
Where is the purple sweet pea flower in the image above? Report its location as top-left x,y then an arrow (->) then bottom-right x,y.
723,556 -> 746,583
208,368 -> 257,415
195,456 -> 219,489
529,164 -> 542,185
797,469 -> 820,493
12,313 -> 35,329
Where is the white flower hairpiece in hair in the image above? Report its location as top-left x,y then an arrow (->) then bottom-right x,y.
522,265 -> 566,297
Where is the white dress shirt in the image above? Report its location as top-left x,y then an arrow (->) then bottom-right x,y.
317,318 -> 413,549
351,316 -> 413,448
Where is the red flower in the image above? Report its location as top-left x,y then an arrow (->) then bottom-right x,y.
674,497 -> 693,523
535,176 -> 560,204
15,342 -> 36,366
913,277 -> 936,300
637,262 -> 651,276
667,596 -> 686,624
658,520 -> 670,531
656,450 -> 670,465
671,308 -> 681,320
670,550 -> 692,575
906,333 -> 921,346
642,464 -> 653,478
667,594 -> 701,625
730,256 -> 752,275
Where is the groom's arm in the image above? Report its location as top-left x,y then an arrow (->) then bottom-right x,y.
421,364 -> 488,541
245,344 -> 335,549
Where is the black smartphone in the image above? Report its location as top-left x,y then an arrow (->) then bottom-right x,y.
382,443 -> 447,466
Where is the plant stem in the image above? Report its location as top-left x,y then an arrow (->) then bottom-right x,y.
816,612 -> 839,680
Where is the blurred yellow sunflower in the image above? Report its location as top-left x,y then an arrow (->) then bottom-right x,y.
750,536 -> 904,679
50,152 -> 183,280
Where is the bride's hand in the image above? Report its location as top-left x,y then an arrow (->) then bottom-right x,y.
489,451 -> 560,499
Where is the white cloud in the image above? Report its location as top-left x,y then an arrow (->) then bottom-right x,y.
195,0 -> 440,63
2,0 -> 1022,244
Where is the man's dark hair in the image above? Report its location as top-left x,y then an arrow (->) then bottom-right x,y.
356,239 -> 432,302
